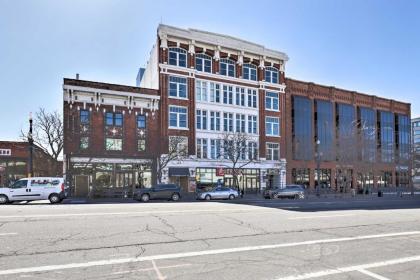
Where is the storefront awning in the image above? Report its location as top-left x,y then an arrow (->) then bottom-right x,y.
169,167 -> 190,177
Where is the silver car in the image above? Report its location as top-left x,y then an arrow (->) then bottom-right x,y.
274,185 -> 305,199
197,187 -> 239,200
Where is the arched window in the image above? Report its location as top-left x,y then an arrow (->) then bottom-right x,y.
242,63 -> 257,81
220,58 -> 235,77
168,47 -> 187,67
265,66 -> 279,83
195,53 -> 212,73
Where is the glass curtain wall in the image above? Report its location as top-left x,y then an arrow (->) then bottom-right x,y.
359,107 -> 376,162
379,111 -> 395,163
293,96 -> 313,160
315,100 -> 334,161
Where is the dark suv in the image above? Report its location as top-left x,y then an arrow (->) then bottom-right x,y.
133,184 -> 181,202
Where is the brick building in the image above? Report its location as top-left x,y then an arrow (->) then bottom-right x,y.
285,78 -> 411,192
140,25 -> 289,193
63,79 -> 160,198
0,141 -> 61,186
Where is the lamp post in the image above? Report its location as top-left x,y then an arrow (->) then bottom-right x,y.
316,139 -> 321,197
28,112 -> 34,178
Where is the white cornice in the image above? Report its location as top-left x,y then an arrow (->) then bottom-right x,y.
63,85 -> 160,100
158,24 -> 289,63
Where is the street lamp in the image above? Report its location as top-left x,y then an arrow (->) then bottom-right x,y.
28,112 -> 34,178
316,139 -> 321,197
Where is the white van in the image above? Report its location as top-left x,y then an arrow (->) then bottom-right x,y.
0,177 -> 67,204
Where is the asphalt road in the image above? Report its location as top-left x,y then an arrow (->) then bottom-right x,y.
0,197 -> 420,279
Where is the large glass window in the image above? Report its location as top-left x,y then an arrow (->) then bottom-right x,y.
210,111 -> 220,131
168,47 -> 187,67
248,142 -> 258,160
265,92 -> 279,111
223,85 -> 233,105
396,114 -> 410,163
223,113 -> 233,132
292,168 -> 310,188
195,53 -> 212,73
196,110 -> 208,130
266,143 -> 279,160
235,114 -> 246,133
210,139 -> 221,159
169,106 -> 187,128
379,111 -> 394,163
235,87 -> 246,106
359,107 -> 376,162
247,89 -> 257,108
169,76 -> 187,98
292,96 -> 313,160
220,58 -> 235,77
315,100 -> 333,161
105,138 -> 122,151
265,117 -> 280,136
196,138 -> 208,159
248,115 -> 258,134
195,80 -> 208,101
105,112 -> 123,127
336,103 -> 355,161
137,115 -> 146,129
265,67 -> 279,83
243,63 -> 257,81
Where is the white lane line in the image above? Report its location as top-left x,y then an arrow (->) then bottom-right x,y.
151,260 -> 166,280
112,264 -> 192,275
357,269 -> 391,280
0,208 -> 267,219
288,214 -> 355,220
274,255 -> 420,280
0,231 -> 418,276
0,232 -> 17,236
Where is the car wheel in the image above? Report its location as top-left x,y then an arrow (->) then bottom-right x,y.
49,194 -> 60,204
141,194 -> 150,202
171,193 -> 180,201
0,195 -> 9,205
205,195 -> 211,201
228,194 -> 235,200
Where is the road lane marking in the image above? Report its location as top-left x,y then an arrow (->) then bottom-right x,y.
274,255 -> 420,280
0,232 -> 17,236
288,214 -> 355,220
0,208 -> 269,219
112,264 -> 192,275
0,231 -> 419,275
151,260 -> 166,280
356,269 -> 391,280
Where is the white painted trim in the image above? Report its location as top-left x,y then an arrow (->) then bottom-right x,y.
63,85 -> 160,101
69,157 -> 152,164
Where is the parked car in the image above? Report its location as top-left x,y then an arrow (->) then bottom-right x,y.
133,184 -> 181,202
0,177 -> 67,204
263,186 -> 283,199
197,187 -> 239,200
274,185 -> 305,199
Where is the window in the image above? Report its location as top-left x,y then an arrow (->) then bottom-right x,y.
247,89 -> 257,108
265,67 -> 279,83
169,136 -> 188,156
169,106 -> 187,128
208,83 -> 220,103
248,115 -> 258,134
138,139 -> 146,151
293,96 -> 313,160
220,58 -> 235,77
248,141 -> 258,160
235,87 -> 245,106
80,137 -> 89,149
236,114 -> 246,133
105,112 -> 123,127
243,64 -> 257,81
105,138 -> 122,151
265,92 -> 279,111
168,47 -> 187,67
210,139 -> 221,159
195,80 -> 208,101
169,76 -> 187,98
266,117 -> 280,136
195,53 -> 212,73
80,110 -> 90,124
210,111 -> 220,131
196,110 -> 208,130
266,143 -> 279,160
223,85 -> 233,104
223,113 -> 233,132
137,115 -> 146,128
196,138 -> 208,159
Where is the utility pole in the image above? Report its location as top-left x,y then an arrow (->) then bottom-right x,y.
28,112 -> 34,178
316,139 -> 321,197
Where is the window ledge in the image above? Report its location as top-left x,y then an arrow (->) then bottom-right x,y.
169,127 -> 189,131
169,96 -> 189,101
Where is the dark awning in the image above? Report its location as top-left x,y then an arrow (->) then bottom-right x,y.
168,167 -> 190,177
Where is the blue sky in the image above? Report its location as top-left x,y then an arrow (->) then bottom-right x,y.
1,0 -> 419,140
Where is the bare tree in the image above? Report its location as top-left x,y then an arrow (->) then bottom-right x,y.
21,108 -> 63,160
218,131 -> 258,192
156,136 -> 188,184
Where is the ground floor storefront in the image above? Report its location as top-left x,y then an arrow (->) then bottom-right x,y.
164,159 -> 287,194
289,165 -> 411,193
65,157 -> 155,198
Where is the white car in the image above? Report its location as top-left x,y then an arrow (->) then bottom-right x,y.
0,177 -> 67,204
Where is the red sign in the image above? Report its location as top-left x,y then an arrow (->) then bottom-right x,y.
216,167 -> 224,176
